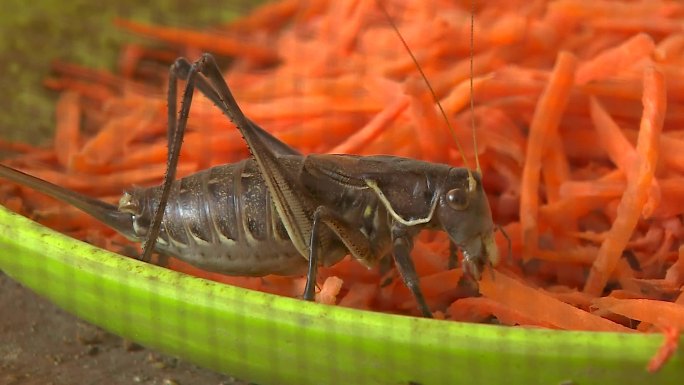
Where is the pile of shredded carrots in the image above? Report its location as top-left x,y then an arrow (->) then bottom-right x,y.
2,0 -> 684,370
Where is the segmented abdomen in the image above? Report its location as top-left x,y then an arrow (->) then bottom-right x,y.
131,159 -> 308,276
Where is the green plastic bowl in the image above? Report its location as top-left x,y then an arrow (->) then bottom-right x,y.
0,205 -> 682,385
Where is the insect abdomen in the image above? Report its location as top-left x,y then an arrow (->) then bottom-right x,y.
130,159 -> 309,276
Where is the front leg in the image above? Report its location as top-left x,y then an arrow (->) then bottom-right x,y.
448,240 -> 459,270
303,206 -> 383,301
391,225 -> 432,318
303,207 -> 432,318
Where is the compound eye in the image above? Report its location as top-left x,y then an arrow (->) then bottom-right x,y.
446,188 -> 469,210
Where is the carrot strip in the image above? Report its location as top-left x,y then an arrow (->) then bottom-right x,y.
665,245 -> 684,286
548,0 -> 671,20
117,43 -> 178,79
590,18 -> 684,35
654,33 -> 684,62
520,51 -> 577,257
338,283 -> 376,310
71,101 -> 159,170
480,269 -> 632,332
43,78 -> 115,101
560,179 -> 625,198
582,79 -> 642,100
419,269 -> 464,298
441,75 -> 490,115
584,67 -> 666,296
659,134 -> 684,173
405,77 -> 452,162
0,138 -> 40,154
648,326 -> 680,373
593,297 -> 684,329
53,91 -> 81,168
329,97 -> 408,154
448,297 -> 551,327
589,97 -> 661,216
541,130 -> 570,204
589,97 -> 636,172
535,246 -> 597,264
575,33 -> 655,85
316,276 -> 344,305
51,60 -> 122,89
21,163 -> 195,195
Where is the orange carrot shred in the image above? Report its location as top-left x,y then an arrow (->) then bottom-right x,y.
338,283 -> 376,310
520,51 -> 577,258
589,97 -> 636,173
316,276 -> 344,305
648,326 -> 680,373
53,91 -> 81,168
480,269 -> 632,332
593,297 -> 684,329
589,96 -> 661,217
329,97 -> 408,154
575,33 -> 655,85
584,66 -> 666,296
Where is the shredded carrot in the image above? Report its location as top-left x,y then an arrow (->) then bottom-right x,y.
648,326 -> 680,373
448,296 -> 555,328
589,97 -> 661,217
589,97 -> 637,173
584,67 -> 666,296
520,51 -> 577,258
654,33 -> 684,62
316,276 -> 344,305
2,0 -> 684,339
53,91 -> 81,168
329,97 -> 408,154
665,245 -> 684,286
593,297 -> 684,329
575,33 -> 655,85
480,269 -> 631,332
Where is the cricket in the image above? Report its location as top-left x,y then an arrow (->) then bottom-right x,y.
0,1 -> 498,318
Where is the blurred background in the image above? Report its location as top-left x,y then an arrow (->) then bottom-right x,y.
0,0 -> 256,144
0,1 -> 259,384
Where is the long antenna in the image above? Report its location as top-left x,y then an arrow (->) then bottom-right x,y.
375,0 -> 478,191
470,0 -> 481,175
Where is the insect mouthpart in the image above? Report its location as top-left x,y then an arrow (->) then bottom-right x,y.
461,231 -> 499,281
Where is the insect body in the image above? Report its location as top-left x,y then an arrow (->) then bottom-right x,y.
0,11 -> 498,318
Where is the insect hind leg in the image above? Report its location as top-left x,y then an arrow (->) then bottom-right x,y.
142,53 -> 297,263
138,54 -> 201,262
174,54 -> 300,157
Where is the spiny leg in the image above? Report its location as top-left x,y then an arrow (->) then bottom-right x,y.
304,205 -> 433,317
391,226 -> 432,318
141,53 -> 288,262
177,54 -> 300,157
140,59 -> 199,262
302,208 -> 323,300
448,241 -> 459,270
303,206 -> 383,302
497,224 -> 513,265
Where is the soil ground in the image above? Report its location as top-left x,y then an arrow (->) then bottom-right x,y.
0,271 -> 249,385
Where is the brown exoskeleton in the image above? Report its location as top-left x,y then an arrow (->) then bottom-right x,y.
0,4 -> 498,318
